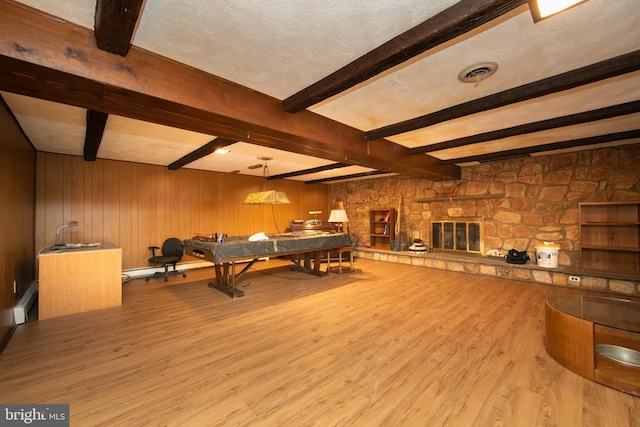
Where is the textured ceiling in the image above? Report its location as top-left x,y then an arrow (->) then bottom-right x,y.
3,0 -> 640,182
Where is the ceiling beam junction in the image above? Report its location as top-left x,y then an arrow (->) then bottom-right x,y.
367,49 -> 640,140
410,100 -> 640,154
94,0 -> 146,56
0,0 -> 459,181
282,0 -> 527,112
168,138 -> 237,170
84,109 -> 108,161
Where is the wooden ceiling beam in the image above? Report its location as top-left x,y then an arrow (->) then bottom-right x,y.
269,163 -> 350,180
168,137 -> 237,170
0,0 -> 459,180
94,0 -> 146,56
305,170 -> 390,185
410,100 -> 640,154
367,49 -> 640,140
84,109 -> 109,161
440,129 -> 640,164
282,0 -> 527,113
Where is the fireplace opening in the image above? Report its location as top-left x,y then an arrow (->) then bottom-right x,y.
431,217 -> 484,255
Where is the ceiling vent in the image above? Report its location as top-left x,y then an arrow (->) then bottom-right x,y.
458,62 -> 499,84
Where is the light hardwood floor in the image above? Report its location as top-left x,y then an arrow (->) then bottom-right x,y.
1,258 -> 638,426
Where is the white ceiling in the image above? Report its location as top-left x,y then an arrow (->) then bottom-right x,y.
3,0 -> 640,182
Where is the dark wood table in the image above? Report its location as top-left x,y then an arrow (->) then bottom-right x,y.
184,232 -> 352,298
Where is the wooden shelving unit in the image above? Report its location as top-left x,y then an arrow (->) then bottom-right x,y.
369,208 -> 396,250
579,202 -> 640,274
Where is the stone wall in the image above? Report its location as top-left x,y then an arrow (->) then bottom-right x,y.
329,144 -> 640,269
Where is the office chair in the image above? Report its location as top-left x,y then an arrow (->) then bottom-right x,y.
146,238 -> 187,282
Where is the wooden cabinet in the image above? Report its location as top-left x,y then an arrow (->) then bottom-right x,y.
579,202 -> 640,274
38,243 -> 122,320
545,295 -> 640,397
369,208 -> 396,250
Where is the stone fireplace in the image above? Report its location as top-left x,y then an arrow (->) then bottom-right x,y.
431,217 -> 484,255
330,144 -> 640,270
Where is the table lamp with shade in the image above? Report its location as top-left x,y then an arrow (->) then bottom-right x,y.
327,209 -> 349,233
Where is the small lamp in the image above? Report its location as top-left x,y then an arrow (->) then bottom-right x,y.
308,210 -> 322,225
55,220 -> 78,246
328,209 -> 349,233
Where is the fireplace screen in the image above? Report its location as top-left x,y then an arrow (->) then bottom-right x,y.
431,217 -> 484,255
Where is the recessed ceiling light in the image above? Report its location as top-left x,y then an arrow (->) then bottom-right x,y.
214,148 -> 229,154
529,0 -> 589,22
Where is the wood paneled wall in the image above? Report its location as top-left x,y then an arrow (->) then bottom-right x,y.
0,98 -> 36,342
36,153 -> 330,270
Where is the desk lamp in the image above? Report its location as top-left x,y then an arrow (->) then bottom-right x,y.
328,209 -> 349,233
308,211 -> 322,225
55,220 -> 78,246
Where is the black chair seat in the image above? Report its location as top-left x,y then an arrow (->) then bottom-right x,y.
148,255 -> 181,265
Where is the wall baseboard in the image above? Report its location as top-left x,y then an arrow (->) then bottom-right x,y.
123,261 -> 214,279
122,258 -> 268,280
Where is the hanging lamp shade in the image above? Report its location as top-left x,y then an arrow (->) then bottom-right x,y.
243,156 -> 291,205
243,189 -> 291,205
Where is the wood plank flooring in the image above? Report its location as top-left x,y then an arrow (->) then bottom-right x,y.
1,258 -> 639,426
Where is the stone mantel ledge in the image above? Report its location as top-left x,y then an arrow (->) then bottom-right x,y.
354,247 -> 639,297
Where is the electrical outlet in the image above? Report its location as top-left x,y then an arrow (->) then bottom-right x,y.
569,276 -> 581,283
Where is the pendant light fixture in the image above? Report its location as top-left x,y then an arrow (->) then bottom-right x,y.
243,156 -> 291,205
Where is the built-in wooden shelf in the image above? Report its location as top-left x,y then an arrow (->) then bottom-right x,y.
369,208 -> 396,250
580,202 -> 640,275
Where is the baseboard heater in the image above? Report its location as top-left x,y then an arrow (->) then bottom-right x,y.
14,280 -> 38,325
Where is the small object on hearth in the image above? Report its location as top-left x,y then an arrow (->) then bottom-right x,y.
409,239 -> 428,254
